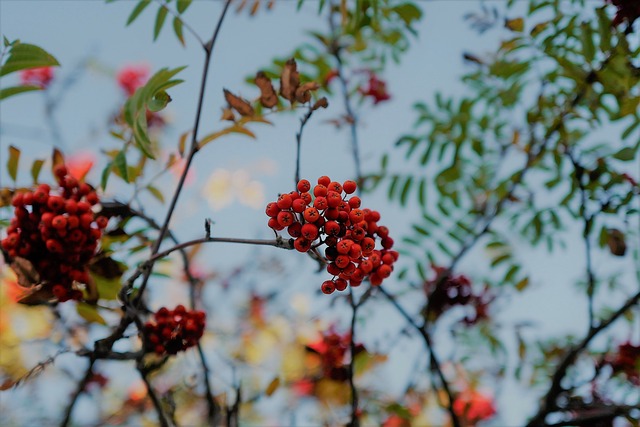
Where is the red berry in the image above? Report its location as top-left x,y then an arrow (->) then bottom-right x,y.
334,278 -> 348,291
324,221 -> 340,236
313,185 -> 328,197
266,202 -> 280,217
313,197 -> 328,210
317,176 -> 331,187
321,280 -> 335,294
95,216 -> 109,229
54,164 -> 68,179
294,237 -> 311,253
297,179 -> 311,193
348,197 -> 361,209
301,223 -> 319,241
86,192 -> 99,205
292,198 -> 308,213
51,215 -> 68,230
287,222 -> 302,238
343,180 -> 357,194
277,211 -> 295,227
277,194 -> 293,209
303,207 -> 320,223
328,182 -> 342,193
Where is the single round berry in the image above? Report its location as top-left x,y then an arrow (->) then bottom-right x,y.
321,280 -> 336,294
297,179 -> 311,193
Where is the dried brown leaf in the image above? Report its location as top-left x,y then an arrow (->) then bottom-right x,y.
607,229 -> 627,257
295,81 -> 319,104
11,257 -> 40,288
312,97 -> 329,111
255,72 -> 278,108
224,89 -> 254,117
279,59 -> 299,102
221,108 -> 236,122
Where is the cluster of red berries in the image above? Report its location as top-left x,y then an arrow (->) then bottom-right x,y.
603,341 -> 640,385
306,327 -> 365,381
143,305 -> 206,355
607,0 -> 640,31
266,177 -> 398,294
1,165 -> 108,302
424,266 -> 492,325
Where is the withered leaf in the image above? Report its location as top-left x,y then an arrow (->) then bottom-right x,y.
312,97 -> 329,111
255,71 -> 278,108
607,228 -> 626,257
223,89 -> 254,117
51,148 -> 65,174
279,59 -> 299,103
17,285 -> 55,306
295,81 -> 319,104
221,108 -> 236,122
11,257 -> 40,288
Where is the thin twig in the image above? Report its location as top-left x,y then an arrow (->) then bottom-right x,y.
294,106 -> 315,187
377,286 -> 461,427
151,0 -> 205,47
60,358 -> 96,427
135,0 -> 232,305
138,362 -> 173,427
347,288 -> 360,427
328,7 -> 362,188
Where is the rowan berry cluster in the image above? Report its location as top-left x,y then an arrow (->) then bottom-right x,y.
1,165 -> 108,302
603,341 -> 640,385
266,176 -> 398,294
143,305 -> 206,355
424,265 -> 492,324
306,328 -> 365,381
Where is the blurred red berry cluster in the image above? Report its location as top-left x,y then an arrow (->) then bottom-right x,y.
359,73 -> 391,104
424,265 -> 492,324
266,177 -> 398,293
1,165 -> 108,302
607,0 -> 640,31
603,341 -> 640,384
306,327 -> 365,382
144,305 -> 206,355
20,66 -> 54,88
116,64 -> 149,97
452,390 -> 497,426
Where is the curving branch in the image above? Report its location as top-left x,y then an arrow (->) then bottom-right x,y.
526,288 -> 640,426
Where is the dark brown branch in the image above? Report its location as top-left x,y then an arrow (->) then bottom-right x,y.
60,358 -> 96,427
543,405 -> 638,427
377,286 -> 460,427
137,361 -> 173,427
135,0 -> 232,305
347,288 -> 360,427
526,288 -> 640,426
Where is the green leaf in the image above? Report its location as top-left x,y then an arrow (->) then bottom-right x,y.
596,7 -> 611,53
505,17 -> 524,32
76,303 -> 107,325
154,5 -> 169,41
0,43 -> 59,77
491,253 -> 510,267
146,184 -> 165,202
393,3 -> 422,26
148,90 -> 172,112
7,145 -> 20,181
176,0 -> 192,14
580,22 -> 595,63
126,0 -> 151,26
173,17 -> 185,47
613,147 -> 635,161
515,277 -> 529,291
92,273 -> 122,301
101,162 -> 113,190
30,159 -> 44,184
0,85 -> 42,101
114,150 -> 129,182
198,125 -> 256,149
400,177 -> 413,206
